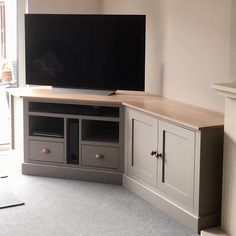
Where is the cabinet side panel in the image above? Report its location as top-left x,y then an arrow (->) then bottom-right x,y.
23,100 -> 29,163
199,127 -> 224,217
119,105 -> 125,171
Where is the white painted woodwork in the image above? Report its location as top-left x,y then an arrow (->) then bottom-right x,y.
212,82 -> 236,236
126,108 -> 158,187
158,120 -> 195,209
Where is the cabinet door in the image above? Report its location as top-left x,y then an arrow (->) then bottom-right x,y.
126,108 -> 158,186
158,120 -> 195,209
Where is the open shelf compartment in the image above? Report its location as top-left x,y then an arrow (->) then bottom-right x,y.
81,120 -> 119,144
28,102 -> 119,118
29,116 -> 64,138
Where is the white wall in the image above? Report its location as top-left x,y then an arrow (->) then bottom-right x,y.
101,0 -> 232,112
162,0 -> 231,112
27,0 -> 102,14
230,0 -> 236,79
18,0 -> 26,86
5,0 -> 17,61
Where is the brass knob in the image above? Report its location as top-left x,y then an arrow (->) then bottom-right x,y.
150,150 -> 162,158
95,153 -> 104,160
41,148 -> 50,154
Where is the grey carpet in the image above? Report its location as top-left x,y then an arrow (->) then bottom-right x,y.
0,179 -> 24,209
0,151 -> 199,236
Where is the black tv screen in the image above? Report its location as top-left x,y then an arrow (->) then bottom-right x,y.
25,14 -> 146,92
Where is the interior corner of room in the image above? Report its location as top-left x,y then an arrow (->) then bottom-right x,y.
1,0 -> 236,236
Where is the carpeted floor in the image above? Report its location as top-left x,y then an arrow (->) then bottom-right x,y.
0,85 -> 11,145
0,151 -> 199,236
0,179 -> 24,209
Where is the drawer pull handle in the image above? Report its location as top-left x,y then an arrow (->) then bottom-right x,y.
95,154 -> 104,160
41,148 -> 50,154
150,150 -> 162,158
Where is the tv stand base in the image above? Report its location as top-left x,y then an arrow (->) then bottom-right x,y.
22,163 -> 123,185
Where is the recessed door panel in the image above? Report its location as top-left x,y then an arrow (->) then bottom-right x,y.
126,108 -> 158,186
158,120 -> 195,209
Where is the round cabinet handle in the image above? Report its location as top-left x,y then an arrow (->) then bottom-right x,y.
150,150 -> 162,158
95,153 -> 104,160
41,148 -> 50,154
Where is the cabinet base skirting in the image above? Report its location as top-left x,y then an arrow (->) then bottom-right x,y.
22,163 -> 123,185
123,174 -> 220,233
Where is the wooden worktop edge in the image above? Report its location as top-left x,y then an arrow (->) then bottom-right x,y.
8,87 -> 224,130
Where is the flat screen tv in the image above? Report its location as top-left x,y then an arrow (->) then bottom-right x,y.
25,14 -> 146,93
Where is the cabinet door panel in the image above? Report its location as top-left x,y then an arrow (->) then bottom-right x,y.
126,108 -> 158,186
158,120 -> 195,209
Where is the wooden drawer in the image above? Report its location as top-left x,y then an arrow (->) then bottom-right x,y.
81,145 -> 119,169
29,140 -> 64,163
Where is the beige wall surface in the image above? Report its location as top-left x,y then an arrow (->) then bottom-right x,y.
161,0 -> 231,112
27,0 -> 102,14
18,0 -> 26,87
230,0 -> 236,79
101,0 -> 231,113
21,0 -> 232,112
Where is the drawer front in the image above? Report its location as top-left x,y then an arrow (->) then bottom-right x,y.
81,145 -> 119,169
29,140 -> 64,163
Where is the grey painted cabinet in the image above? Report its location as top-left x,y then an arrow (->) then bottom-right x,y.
10,87 -> 224,233
126,108 -> 195,208
22,100 -> 125,185
124,107 -> 223,232
126,108 -> 158,187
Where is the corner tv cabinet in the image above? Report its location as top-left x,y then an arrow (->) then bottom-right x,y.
23,99 -> 125,184
9,87 -> 224,233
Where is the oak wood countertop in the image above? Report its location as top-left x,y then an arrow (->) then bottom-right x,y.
8,87 -> 224,130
